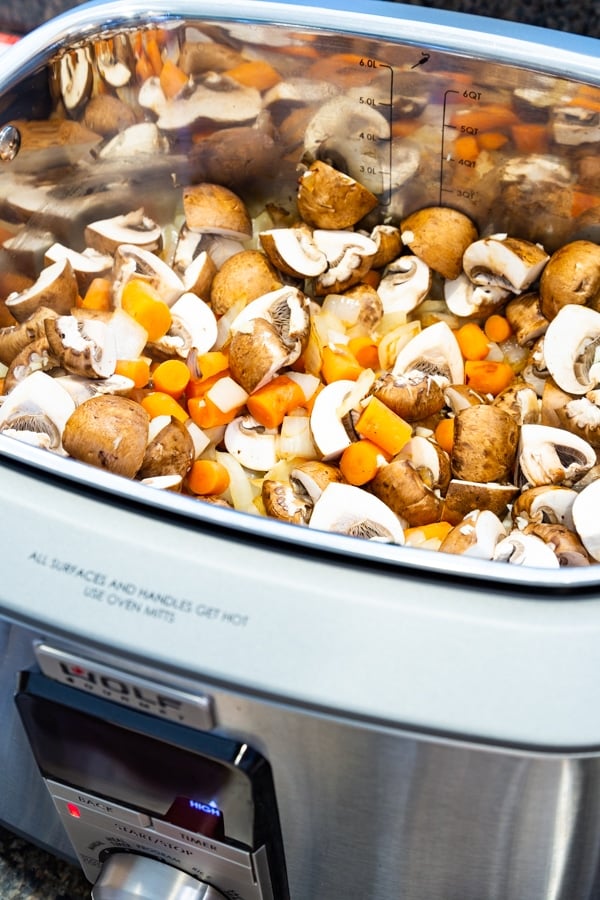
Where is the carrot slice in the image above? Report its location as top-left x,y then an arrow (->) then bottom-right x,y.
114,358 -> 151,388
477,131 -> 509,151
510,123 -> 549,155
321,344 -> 364,383
194,350 -> 229,380
434,417 -> 455,454
454,134 -> 479,162
141,391 -> 188,422
484,314 -> 512,344
187,395 -> 240,429
224,59 -> 281,91
246,375 -> 305,430
355,396 -> 412,456
464,360 -> 515,396
121,279 -> 171,342
80,276 -> 113,311
455,322 -> 490,361
152,358 -> 191,398
187,459 -> 231,496
339,439 -> 386,486
347,336 -> 380,370
159,58 -> 189,99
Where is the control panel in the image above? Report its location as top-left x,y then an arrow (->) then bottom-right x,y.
15,660 -> 289,900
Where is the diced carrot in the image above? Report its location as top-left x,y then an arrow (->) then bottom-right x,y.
135,54 -> 155,83
246,375 -> 305,430
321,344 -> 364,383
454,134 -> 479,162
450,104 -> 518,132
114,358 -> 151,388
348,336 -> 380,370
187,395 -> 240,429
484,314 -> 512,344
194,350 -> 229,380
145,36 -> 163,76
434,417 -> 455,454
224,59 -> 281,91
80,276 -> 113,311
121,279 -> 172,342
455,322 -> 490,361
571,190 -> 600,219
152,358 -> 191,398
186,370 -> 231,400
339,439 -> 386,486
159,58 -> 189,99
404,521 -> 453,547
141,391 -> 188,423
464,360 -> 515,396
0,377 -> 5,395
355,396 -> 412,456
477,131 -> 509,151
510,123 -> 549,155
187,459 -> 231,496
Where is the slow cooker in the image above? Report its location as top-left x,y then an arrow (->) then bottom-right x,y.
1,1 -> 600,897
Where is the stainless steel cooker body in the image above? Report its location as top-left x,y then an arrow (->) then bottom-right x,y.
0,1 -> 600,898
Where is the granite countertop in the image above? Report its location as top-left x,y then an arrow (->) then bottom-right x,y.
0,1 -> 598,898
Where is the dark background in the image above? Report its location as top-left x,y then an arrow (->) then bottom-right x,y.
1,0 -> 599,36
0,0 -> 598,897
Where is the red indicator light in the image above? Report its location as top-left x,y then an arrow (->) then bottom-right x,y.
66,802 -> 81,818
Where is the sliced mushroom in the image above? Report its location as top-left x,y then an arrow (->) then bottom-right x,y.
371,458 -> 443,527
139,72 -> 262,132
441,480 -> 518,526
5,258 -> 79,323
97,122 -> 169,160
44,243 -> 113,295
0,370 -> 75,454
462,235 -> 549,293
312,229 -> 377,295
572,479 -> 600,560
517,423 -> 596,488
228,286 -> 310,393
539,240 -> 600,320
397,434 -> 451,493
308,481 -> 405,543
182,182 -> 252,241
543,303 -> 600,395
210,250 -> 282,317
309,379 -> 358,460
4,336 -> 58,393
44,315 -> 117,379
444,272 -> 510,318
297,161 -> 378,230
113,244 -> 184,307
451,404 -> 519,484
56,47 -> 93,115
262,479 -> 313,524
504,292 -> 549,346
552,393 -> 600,447
55,373 -> 136,405
147,292 -> 217,360
85,209 -> 162,256
523,522 -> 591,566
290,459 -> 345,502
376,255 -> 431,315
0,306 -> 58,367
369,225 -> 403,269
552,106 -> 600,146
492,382 -> 540,425
138,415 -> 195,480
512,485 -> 577,531
392,320 -> 464,386
62,394 -> 150,478
302,98 -> 391,196
493,530 -> 560,568
259,224 -> 327,278
400,206 -> 478,281
372,370 -> 445,422
223,415 -> 278,472
439,509 -> 506,558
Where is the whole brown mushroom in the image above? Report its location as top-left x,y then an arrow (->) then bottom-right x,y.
62,395 -> 149,479
539,240 -> 600,320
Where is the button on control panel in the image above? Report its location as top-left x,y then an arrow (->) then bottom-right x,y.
46,780 -> 271,900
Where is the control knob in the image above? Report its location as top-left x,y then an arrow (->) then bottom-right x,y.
91,852 -> 226,900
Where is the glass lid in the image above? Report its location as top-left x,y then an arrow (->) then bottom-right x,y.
1,0 -> 600,589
